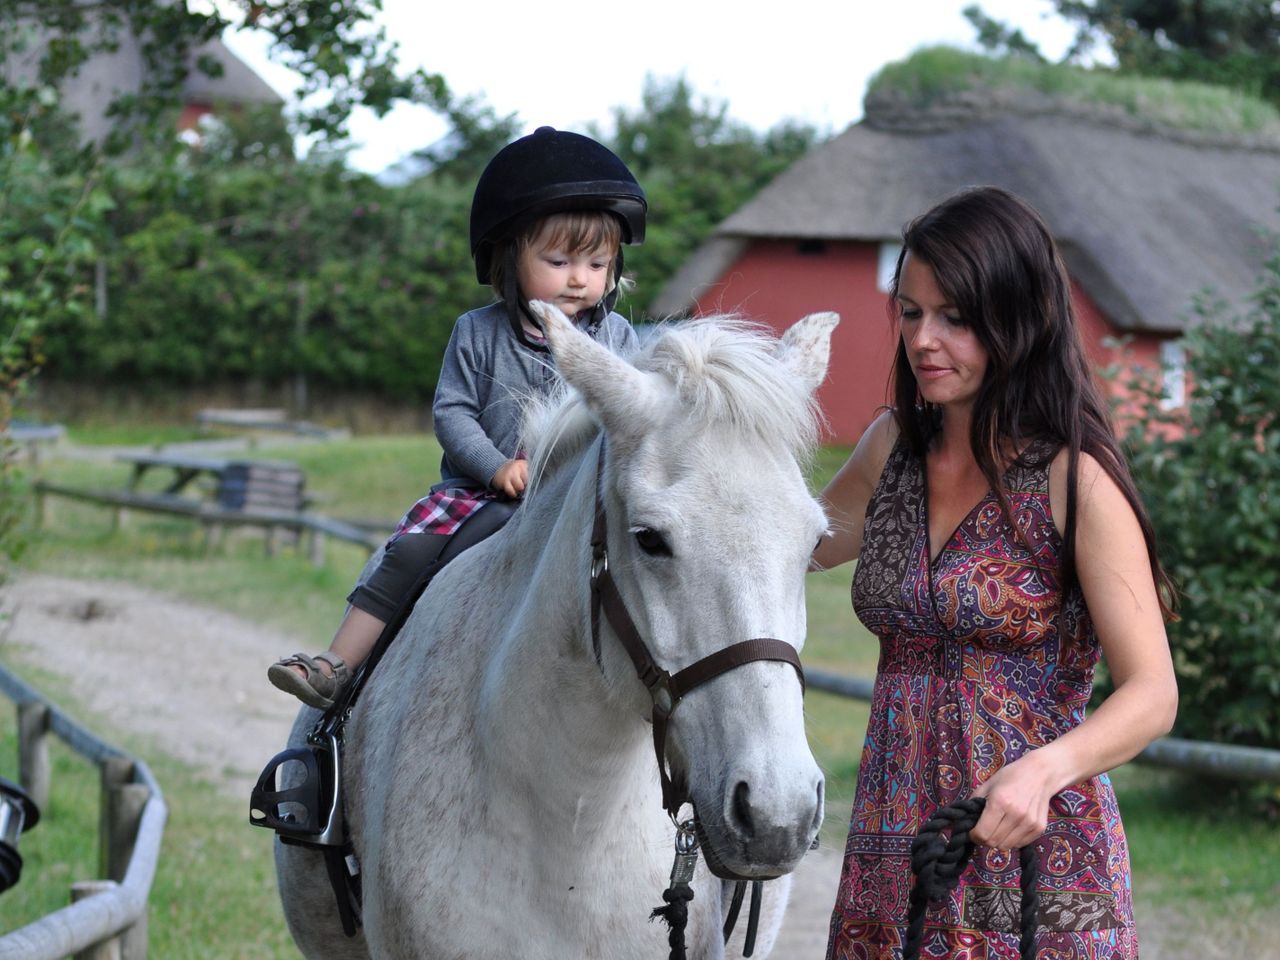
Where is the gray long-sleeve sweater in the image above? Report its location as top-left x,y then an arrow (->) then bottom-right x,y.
430,301 -> 637,491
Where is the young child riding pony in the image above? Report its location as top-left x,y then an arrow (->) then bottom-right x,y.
268,127 -> 647,708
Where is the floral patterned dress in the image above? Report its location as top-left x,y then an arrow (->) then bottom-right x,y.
826,438 -> 1138,960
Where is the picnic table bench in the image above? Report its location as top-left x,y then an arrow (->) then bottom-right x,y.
3,421 -> 65,468
34,450 -> 381,565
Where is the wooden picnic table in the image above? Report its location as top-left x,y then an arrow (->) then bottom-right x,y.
116,451 -> 311,510
117,451 -> 234,497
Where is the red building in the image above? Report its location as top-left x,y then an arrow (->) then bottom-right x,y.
652,91 -> 1280,444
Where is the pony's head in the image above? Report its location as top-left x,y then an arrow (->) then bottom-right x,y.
528,301 -> 837,880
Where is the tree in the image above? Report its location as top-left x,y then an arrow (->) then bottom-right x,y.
962,4 -> 1050,62
1117,245 -> 1280,749
597,76 -> 823,318
1057,1 -> 1280,106
966,1 -> 1280,108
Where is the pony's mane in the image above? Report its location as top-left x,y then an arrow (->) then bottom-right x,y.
523,316 -> 822,487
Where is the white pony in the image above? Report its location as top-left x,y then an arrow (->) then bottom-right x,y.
274,304 -> 840,959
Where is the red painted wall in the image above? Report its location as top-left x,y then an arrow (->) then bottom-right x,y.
691,240 -> 897,445
691,239 -> 1167,445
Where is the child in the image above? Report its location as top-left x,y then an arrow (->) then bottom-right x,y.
268,126 -> 647,708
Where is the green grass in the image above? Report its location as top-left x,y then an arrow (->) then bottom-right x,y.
869,46 -> 1280,138
6,430 -> 1279,948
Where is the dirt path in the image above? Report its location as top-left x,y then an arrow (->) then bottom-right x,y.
0,573 -> 842,958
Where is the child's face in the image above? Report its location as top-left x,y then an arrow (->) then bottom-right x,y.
517,233 -> 615,320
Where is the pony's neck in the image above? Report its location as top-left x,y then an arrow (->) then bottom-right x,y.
476,442 -> 663,836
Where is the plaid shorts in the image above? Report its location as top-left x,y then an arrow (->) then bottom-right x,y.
388,486 -> 494,543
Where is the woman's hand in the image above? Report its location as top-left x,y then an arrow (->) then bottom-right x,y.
970,749 -> 1059,850
491,459 -> 528,499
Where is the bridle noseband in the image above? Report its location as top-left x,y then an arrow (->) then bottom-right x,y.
586,439 -> 806,821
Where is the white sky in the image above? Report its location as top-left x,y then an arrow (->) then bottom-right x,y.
221,0 -> 1086,175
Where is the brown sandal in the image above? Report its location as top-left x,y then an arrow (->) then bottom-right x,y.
267,651 -> 351,709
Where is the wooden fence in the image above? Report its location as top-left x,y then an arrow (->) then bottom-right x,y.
806,668 -> 1280,782
0,665 -> 166,960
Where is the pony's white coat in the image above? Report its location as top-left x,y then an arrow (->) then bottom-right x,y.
276,306 -> 840,960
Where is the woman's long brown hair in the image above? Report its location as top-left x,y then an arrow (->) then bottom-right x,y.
889,186 -> 1176,618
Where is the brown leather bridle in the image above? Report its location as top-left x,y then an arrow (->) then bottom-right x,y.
586,440 -> 806,820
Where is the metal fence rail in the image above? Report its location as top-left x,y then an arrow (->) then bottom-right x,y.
806,667 -> 1280,783
0,664 -> 167,960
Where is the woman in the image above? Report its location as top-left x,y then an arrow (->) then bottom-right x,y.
817,187 -> 1177,958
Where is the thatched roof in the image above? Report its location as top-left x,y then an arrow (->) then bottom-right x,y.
653,90 -> 1280,333
183,39 -> 283,106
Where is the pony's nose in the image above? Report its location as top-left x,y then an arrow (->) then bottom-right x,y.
725,774 -> 824,852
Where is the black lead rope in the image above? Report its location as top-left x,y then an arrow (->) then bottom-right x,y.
904,797 -> 1039,960
651,822 -> 766,960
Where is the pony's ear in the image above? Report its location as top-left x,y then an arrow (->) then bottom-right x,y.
776,312 -> 839,393
531,300 -> 658,436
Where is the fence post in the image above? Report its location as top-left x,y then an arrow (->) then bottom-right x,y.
308,527 -> 326,567
17,702 -> 50,811
70,880 -> 124,960
34,482 -> 49,528
99,757 -> 151,959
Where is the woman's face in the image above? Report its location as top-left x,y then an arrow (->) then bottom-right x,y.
896,252 -> 988,412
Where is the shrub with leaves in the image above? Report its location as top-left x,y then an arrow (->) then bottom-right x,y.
1120,246 -> 1280,748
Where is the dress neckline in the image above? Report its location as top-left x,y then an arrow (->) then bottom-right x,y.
918,438 -> 1054,571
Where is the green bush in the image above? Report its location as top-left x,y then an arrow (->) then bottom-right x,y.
1121,246 -> 1280,748
36,157 -> 475,400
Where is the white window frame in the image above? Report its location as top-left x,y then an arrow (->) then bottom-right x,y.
1159,339 -> 1186,410
877,242 -> 902,294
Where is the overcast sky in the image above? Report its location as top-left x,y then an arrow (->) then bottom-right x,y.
220,0 -> 1088,175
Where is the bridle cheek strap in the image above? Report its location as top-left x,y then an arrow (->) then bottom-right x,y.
588,441 -> 806,819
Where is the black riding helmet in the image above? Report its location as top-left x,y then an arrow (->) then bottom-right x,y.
470,126 -> 647,348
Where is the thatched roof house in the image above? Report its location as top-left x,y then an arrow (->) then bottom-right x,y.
5,29 -> 283,145
655,87 -> 1280,442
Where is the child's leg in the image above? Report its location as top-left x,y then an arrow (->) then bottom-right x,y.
269,531 -> 451,706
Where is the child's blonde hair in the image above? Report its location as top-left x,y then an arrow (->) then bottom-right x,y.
490,210 -> 625,301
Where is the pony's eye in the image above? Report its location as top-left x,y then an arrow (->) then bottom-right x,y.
633,528 -> 672,557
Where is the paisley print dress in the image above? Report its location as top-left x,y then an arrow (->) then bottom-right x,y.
826,439 -> 1137,960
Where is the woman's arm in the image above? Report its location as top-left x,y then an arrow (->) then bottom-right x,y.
810,410 -> 897,572
971,450 -> 1178,849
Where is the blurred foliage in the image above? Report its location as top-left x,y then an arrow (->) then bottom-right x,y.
868,46 -> 1280,137
1054,0 -> 1280,110
966,1 -> 1280,110
1115,243 -> 1280,749
37,149 -> 473,399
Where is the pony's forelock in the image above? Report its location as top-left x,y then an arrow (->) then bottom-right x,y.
523,316 -> 822,491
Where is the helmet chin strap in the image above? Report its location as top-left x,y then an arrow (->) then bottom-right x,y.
502,247 -> 626,352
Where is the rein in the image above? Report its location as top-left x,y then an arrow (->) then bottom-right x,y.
586,439 -> 804,958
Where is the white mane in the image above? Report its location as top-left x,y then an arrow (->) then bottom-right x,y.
523,316 -> 822,487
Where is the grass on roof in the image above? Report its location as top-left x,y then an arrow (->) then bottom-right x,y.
867,46 -> 1280,139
